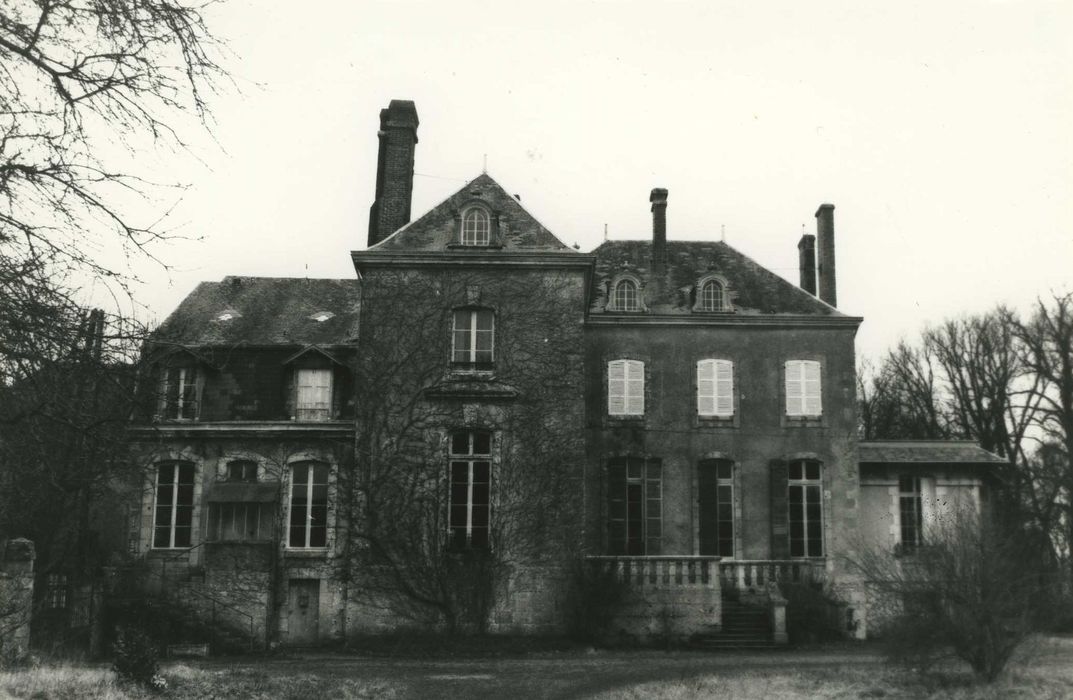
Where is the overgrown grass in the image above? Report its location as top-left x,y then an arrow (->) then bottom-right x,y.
0,663 -> 400,699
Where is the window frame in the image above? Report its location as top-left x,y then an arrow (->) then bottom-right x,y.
606,456 -> 662,555
210,502 -> 269,542
460,206 -> 492,246
287,461 -> 330,550
295,367 -> 333,422
696,359 -> 735,418
898,475 -> 925,552
448,430 -> 493,550
784,359 -> 823,418
608,359 -> 645,417
451,307 -> 495,367
787,459 -> 824,558
152,461 -> 196,550
158,366 -> 199,421
698,459 -> 736,557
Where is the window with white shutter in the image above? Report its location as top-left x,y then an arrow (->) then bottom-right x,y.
297,368 -> 332,421
608,359 -> 644,416
785,360 -> 822,417
697,359 -> 734,417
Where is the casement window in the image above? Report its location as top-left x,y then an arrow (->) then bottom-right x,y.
608,359 -> 644,416
296,368 -> 332,421
899,476 -> 924,551
785,360 -> 822,417
211,503 -> 265,541
611,279 -> 640,311
449,430 -> 492,550
225,460 -> 258,482
159,367 -> 198,420
288,462 -> 329,548
461,207 -> 491,245
699,279 -> 727,312
788,460 -> 823,557
699,459 -> 735,557
153,462 -> 195,549
45,574 -> 67,609
607,457 -> 662,555
452,308 -> 494,366
697,359 -> 734,417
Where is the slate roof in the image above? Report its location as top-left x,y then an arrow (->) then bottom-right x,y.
589,240 -> 843,316
858,441 -> 1007,466
368,173 -> 577,253
152,277 -> 360,346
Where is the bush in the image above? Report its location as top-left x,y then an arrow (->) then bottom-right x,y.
111,627 -> 159,688
566,561 -> 630,644
782,580 -> 846,645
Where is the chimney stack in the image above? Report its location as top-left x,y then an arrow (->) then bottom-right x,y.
798,233 -> 817,295
815,203 -> 836,306
650,188 -> 668,266
367,100 -> 419,248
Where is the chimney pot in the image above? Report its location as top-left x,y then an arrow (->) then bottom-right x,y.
815,203 -> 837,306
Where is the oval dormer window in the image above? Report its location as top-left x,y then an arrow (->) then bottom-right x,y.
461,207 -> 490,246
216,309 -> 241,322
310,311 -> 335,323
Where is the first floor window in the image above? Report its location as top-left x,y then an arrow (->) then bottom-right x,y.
788,459 -> 823,557
607,456 -> 662,555
153,462 -> 195,548
296,368 -> 332,421
159,367 -> 198,419
785,360 -> 822,417
697,359 -> 734,417
289,462 -> 329,548
211,503 -> 267,541
899,475 -> 924,551
608,359 -> 644,416
452,308 -> 494,366
699,459 -> 734,557
449,430 -> 491,549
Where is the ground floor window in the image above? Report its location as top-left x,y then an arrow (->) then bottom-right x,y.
607,456 -> 662,555
788,459 -> 823,557
699,459 -> 735,557
288,462 -> 329,548
899,475 -> 924,551
449,430 -> 492,550
153,461 -> 195,549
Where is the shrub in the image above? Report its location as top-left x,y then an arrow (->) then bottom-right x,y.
566,560 -> 630,644
782,580 -> 846,645
111,627 -> 159,688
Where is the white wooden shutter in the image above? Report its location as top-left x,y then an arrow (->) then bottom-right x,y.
697,360 -> 716,415
786,360 -> 821,416
803,360 -> 822,416
785,361 -> 804,415
608,360 -> 626,415
625,360 -> 644,415
714,360 -> 734,416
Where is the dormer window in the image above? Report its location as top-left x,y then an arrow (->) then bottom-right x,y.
296,368 -> 332,421
461,207 -> 491,246
310,311 -> 334,323
216,310 -> 240,322
159,366 -> 199,420
699,280 -> 726,311
612,279 -> 640,312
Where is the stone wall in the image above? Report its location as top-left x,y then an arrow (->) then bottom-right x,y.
0,538 -> 35,661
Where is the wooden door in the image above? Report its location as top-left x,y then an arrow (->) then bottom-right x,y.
286,579 -> 320,644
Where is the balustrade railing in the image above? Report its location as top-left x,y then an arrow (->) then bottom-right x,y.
718,559 -> 826,592
586,556 -> 721,588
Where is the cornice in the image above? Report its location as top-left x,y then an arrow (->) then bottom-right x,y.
352,250 -> 596,270
128,421 -> 356,440
585,314 -> 863,329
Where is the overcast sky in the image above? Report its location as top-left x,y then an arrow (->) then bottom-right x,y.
115,0 -> 1072,360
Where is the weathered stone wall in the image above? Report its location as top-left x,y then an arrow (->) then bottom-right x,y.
0,538 -> 35,661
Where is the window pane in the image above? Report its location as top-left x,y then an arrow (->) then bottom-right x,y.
805,461 -> 820,481
472,432 -> 491,455
451,433 -> 470,455
788,460 -> 803,481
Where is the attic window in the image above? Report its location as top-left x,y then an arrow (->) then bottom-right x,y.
693,275 -> 733,313
310,311 -> 335,323
216,309 -> 241,322
461,207 -> 491,246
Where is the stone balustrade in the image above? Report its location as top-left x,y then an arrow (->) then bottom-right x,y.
718,559 -> 826,593
586,555 -> 721,589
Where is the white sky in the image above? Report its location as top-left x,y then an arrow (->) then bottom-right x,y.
113,0 -> 1072,361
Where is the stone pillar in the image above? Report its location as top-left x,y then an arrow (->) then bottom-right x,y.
1,538 -> 36,659
768,581 -> 789,645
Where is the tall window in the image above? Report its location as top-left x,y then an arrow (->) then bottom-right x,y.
153,462 -> 195,548
452,309 -> 494,365
699,459 -> 735,557
612,279 -> 639,311
449,430 -> 491,550
607,457 -> 662,555
697,359 -> 734,417
288,462 -> 328,548
788,460 -> 823,557
699,280 -> 726,311
461,208 -> 491,245
296,368 -> 332,421
899,475 -> 924,551
159,367 -> 198,420
608,359 -> 644,416
785,360 -> 822,417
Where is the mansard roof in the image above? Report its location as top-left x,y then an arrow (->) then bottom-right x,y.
364,173 -> 577,254
589,240 -> 846,317
859,441 -> 1008,466
152,276 -> 360,346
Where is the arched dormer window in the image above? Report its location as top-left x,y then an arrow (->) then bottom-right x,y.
461,207 -> 491,246
609,277 -> 642,312
693,274 -> 733,313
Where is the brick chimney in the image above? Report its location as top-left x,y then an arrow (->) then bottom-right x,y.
367,100 -> 419,247
815,203 -> 836,306
650,188 -> 668,266
797,233 -> 817,296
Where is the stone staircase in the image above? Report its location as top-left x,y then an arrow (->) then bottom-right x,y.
690,593 -> 778,650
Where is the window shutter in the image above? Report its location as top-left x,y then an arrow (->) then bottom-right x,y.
715,360 -> 734,416
769,459 -> 790,559
644,458 -> 662,555
697,360 -> 716,415
606,458 -> 627,554
625,360 -> 645,415
698,459 -> 718,555
785,361 -> 803,415
607,361 -> 626,415
803,361 -> 822,416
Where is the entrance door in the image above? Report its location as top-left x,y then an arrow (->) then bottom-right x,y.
286,579 -> 320,644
